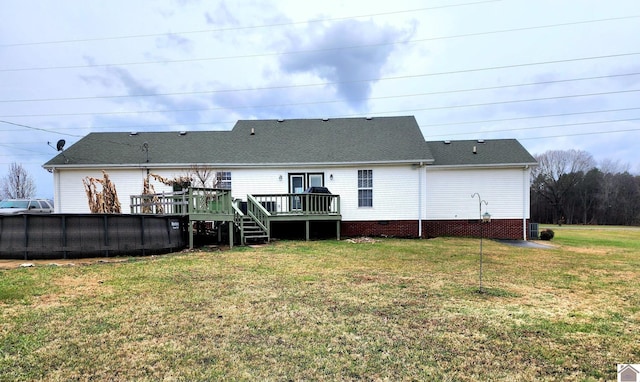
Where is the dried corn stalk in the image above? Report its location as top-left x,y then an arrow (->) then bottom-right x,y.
82,171 -> 121,213
149,173 -> 192,188
141,173 -> 192,214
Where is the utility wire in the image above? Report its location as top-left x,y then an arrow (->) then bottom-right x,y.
2,87 -> 638,119
0,120 -> 84,137
520,127 -> 640,140
2,15 -> 639,73
2,70 -> 639,103
424,117 -> 640,138
0,107 -> 637,133
0,1 -> 499,47
418,107 -> 640,128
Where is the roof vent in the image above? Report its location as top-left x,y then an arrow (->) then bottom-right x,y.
477,139 -> 485,143
250,127 -> 255,135
277,118 -> 284,123
129,132 -> 138,136
322,117 -> 329,121
473,145 -> 477,154
365,116 -> 373,120
444,140 -> 451,144
178,131 -> 187,136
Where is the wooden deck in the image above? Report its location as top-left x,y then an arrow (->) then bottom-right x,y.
130,188 -> 341,248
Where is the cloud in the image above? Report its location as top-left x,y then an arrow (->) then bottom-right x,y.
279,19 -> 413,109
155,33 -> 193,52
205,2 -> 239,26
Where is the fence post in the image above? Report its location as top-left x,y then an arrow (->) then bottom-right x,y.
104,215 -> 110,257
23,214 -> 28,260
140,216 -> 146,256
62,215 -> 68,259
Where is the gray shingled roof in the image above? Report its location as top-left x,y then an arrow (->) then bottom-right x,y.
43,116 -> 537,168
44,116 -> 434,167
425,139 -> 537,167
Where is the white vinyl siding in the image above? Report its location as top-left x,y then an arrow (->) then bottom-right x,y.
54,167 -> 196,213
230,165 -> 422,222
425,167 -> 530,220
55,168 -> 147,213
51,164 -> 532,225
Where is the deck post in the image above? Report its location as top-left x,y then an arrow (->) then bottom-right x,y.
336,221 -> 340,240
188,221 -> 194,249
305,220 -> 310,241
229,222 -> 234,249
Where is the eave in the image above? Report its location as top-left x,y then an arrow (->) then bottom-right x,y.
43,158 -> 436,170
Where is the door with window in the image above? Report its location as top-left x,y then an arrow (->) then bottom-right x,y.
289,173 -> 324,210
289,174 -> 304,210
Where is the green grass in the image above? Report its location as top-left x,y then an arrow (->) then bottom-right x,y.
1,227 -> 639,381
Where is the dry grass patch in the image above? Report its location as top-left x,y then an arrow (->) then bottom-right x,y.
1,229 -> 639,380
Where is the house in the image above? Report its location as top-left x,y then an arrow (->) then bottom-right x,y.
43,116 -> 537,243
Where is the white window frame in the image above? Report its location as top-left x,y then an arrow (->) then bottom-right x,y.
216,171 -> 232,189
358,169 -> 373,207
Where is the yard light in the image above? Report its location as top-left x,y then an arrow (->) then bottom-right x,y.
471,193 -> 490,293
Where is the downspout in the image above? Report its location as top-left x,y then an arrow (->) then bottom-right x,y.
523,165 -> 529,240
418,162 -> 424,238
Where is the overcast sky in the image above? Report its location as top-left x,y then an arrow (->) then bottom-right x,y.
1,0 -> 639,198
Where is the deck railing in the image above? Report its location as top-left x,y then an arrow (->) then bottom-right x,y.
246,194 -> 270,232
130,189 -> 339,219
130,188 -> 232,215
250,193 -> 340,216
130,190 -> 189,214
187,187 -> 233,215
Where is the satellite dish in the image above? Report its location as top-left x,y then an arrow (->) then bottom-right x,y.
56,139 -> 66,151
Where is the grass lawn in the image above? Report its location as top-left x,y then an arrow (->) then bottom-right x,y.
1,227 -> 639,381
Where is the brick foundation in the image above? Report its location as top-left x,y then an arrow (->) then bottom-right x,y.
341,220 -> 419,238
341,219 -> 529,240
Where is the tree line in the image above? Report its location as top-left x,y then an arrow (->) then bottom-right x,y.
531,149 -> 640,226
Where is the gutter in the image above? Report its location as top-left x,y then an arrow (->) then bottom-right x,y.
425,162 -> 538,170
43,158 -> 436,170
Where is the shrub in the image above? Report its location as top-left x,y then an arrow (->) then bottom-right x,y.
540,229 -> 555,241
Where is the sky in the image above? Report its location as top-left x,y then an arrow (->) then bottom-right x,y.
1,0 -> 639,198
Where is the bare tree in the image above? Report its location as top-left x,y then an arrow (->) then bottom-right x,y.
531,150 -> 595,224
189,164 -> 220,188
1,162 -> 36,199
599,158 -> 630,175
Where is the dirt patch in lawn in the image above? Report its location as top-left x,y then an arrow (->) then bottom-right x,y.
0,257 -> 130,270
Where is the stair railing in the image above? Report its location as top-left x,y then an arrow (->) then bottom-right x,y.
246,194 -> 270,236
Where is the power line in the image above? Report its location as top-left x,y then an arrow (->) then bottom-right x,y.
0,144 -> 51,155
2,15 -> 638,73
424,117 -> 640,138
2,106 -> 639,134
0,120 -> 84,137
418,107 -> 640,128
2,107 -> 640,133
3,70 -> 639,104
2,87 -> 638,119
520,127 -> 640,141
0,1 -> 499,47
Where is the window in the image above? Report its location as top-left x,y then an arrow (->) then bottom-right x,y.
308,173 -> 324,188
358,170 -> 373,207
216,171 -> 232,189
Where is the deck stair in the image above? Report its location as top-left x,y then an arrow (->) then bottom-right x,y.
240,215 -> 269,244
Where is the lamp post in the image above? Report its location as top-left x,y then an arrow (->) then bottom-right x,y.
471,193 -> 491,293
